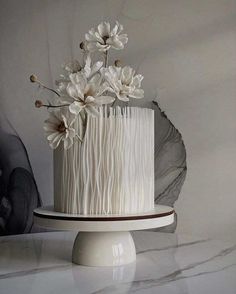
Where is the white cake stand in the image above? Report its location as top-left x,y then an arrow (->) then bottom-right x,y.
34,205 -> 174,267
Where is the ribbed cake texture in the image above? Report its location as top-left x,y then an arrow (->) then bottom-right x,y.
54,106 -> 154,215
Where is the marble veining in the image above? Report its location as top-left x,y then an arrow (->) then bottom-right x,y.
0,264 -> 73,280
91,262 -> 236,294
136,238 -> 209,254
91,243 -> 236,293
0,231 -> 236,294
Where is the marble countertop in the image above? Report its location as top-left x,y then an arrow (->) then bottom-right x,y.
0,231 -> 236,294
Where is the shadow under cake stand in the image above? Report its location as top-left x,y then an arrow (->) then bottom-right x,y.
34,205 -> 174,267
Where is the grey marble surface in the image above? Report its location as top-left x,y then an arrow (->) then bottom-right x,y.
0,231 -> 236,293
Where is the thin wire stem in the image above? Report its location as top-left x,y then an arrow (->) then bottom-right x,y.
41,104 -> 70,109
104,50 -> 109,67
37,81 -> 61,97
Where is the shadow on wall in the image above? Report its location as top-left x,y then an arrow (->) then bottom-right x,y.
0,100 -> 186,235
0,113 -> 41,235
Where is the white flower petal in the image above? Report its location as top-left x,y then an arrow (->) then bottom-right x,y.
49,133 -> 64,149
86,42 -> 98,52
44,116 -> 60,127
108,37 -> 124,50
85,96 -> 95,103
118,34 -> 128,45
121,66 -> 134,84
118,96 -> 129,102
106,86 -> 116,94
59,95 -> 74,104
96,82 -> 109,96
85,33 -> 94,42
43,124 -> 56,132
63,136 -> 74,150
94,96 -> 115,105
85,28 -> 97,41
65,127 -> 76,140
64,60 -> 81,73
129,88 -> 144,99
69,101 -> 84,115
90,61 -> 103,76
47,131 -> 60,141
111,23 -> 118,36
98,22 -> 110,37
83,55 -> 92,78
69,72 -> 87,88
96,42 -> 110,51
57,81 -> 68,93
89,73 -> 102,90
109,66 -> 121,79
94,32 -> 104,43
66,83 -> 78,99
131,74 -> 143,87
61,114 -> 69,128
85,105 -> 99,117
116,21 -> 123,34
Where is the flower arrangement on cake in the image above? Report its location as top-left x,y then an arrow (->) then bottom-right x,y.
30,21 -> 154,215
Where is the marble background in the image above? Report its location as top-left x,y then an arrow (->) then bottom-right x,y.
0,0 -> 236,240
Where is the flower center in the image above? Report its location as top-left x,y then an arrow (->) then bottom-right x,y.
57,122 -> 66,133
122,81 -> 130,86
84,89 -> 94,99
73,64 -> 82,73
102,35 -> 109,43
72,68 -> 81,74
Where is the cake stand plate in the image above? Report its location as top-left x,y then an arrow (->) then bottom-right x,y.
34,205 -> 174,267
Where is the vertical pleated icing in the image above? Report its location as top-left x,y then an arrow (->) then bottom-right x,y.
54,106 -> 154,215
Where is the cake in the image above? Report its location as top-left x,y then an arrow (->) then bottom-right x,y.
54,106 -> 154,214
30,21 -> 155,215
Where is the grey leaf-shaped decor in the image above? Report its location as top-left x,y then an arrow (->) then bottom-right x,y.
130,100 -> 187,232
0,113 -> 41,235
152,101 -> 187,206
6,168 -> 41,234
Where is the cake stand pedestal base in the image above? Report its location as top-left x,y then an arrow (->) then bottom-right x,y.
72,231 -> 136,266
34,205 -> 174,267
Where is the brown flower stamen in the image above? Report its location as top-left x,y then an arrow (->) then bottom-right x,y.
84,89 -> 94,99
30,74 -> 37,83
35,100 -> 43,108
80,42 -> 85,50
114,60 -> 121,67
30,74 -> 60,97
102,35 -> 109,43
57,122 -> 66,133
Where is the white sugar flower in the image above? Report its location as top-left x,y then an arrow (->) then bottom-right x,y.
66,73 -> 115,116
63,60 -> 82,73
85,21 -> 128,52
56,54 -> 103,95
44,110 -> 76,149
82,54 -> 103,79
102,66 -> 144,101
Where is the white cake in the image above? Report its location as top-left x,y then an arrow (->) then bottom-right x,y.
54,106 -> 154,215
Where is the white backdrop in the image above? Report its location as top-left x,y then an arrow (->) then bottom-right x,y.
0,0 -> 236,241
